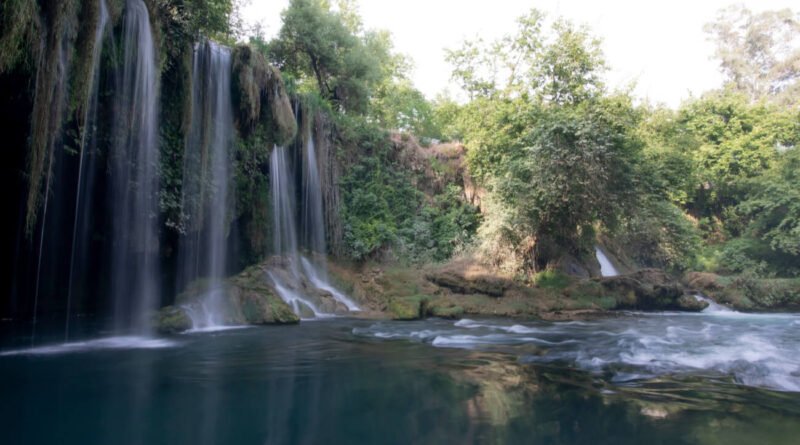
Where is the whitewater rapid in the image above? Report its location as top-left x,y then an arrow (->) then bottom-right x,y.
354,310 -> 800,393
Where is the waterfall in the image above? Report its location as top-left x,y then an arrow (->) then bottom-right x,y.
269,145 -> 322,317
595,246 -> 619,277
65,0 -> 110,341
178,41 -> 235,330
267,120 -> 360,317
693,294 -> 735,314
302,126 -> 326,255
109,0 -> 160,333
300,125 -> 359,311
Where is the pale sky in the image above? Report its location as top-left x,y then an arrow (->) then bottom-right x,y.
241,0 -> 795,108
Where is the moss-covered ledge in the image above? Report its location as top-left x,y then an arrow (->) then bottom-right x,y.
155,263 -> 299,334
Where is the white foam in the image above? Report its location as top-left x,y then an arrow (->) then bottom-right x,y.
452,319 -> 543,334
184,325 -> 251,334
693,294 -> 735,313
0,336 -> 178,356
506,325 -> 542,334
359,310 -> 800,392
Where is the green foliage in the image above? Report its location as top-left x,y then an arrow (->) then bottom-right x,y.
337,117 -> 479,262
476,95 -> 641,272
738,147 -> 800,256
672,90 -> 798,240
710,147 -> 800,276
338,121 -> 418,260
269,0 -> 381,112
153,0 -> 241,45
636,106 -> 698,205
717,238 -> 773,276
532,269 -> 570,289
445,10 -> 605,103
371,78 -> 437,137
397,186 -> 481,263
617,200 -> 701,271
442,10 -> 635,273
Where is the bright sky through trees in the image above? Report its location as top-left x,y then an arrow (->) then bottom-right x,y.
242,0 -> 795,107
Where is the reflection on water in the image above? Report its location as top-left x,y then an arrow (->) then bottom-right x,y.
1,318 -> 799,444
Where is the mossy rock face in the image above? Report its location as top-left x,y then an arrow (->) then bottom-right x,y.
154,306 -> 192,334
676,295 -> 709,312
596,269 -> 693,311
388,295 -> 430,320
429,304 -> 464,319
231,45 -> 297,145
228,263 -> 300,324
171,264 -> 300,327
231,285 -> 299,324
426,270 -> 509,297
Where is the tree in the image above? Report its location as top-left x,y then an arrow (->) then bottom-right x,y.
739,146 -> 800,257
445,10 -> 639,273
705,5 -> 800,106
677,89 -> 797,232
445,11 -> 605,103
269,0 -> 380,112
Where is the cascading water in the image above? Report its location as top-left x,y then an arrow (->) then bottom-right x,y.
109,0 -> 160,333
177,41 -> 235,330
301,126 -> 326,255
300,126 -> 359,311
693,294 -> 735,313
64,0 -> 110,341
269,145 -> 323,317
266,116 -> 360,318
595,246 -> 619,277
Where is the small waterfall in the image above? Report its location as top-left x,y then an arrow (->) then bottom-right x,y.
269,145 -> 321,317
267,123 -> 360,317
302,126 -> 326,254
65,0 -> 110,341
178,41 -> 235,330
300,125 -> 359,311
301,257 -> 359,311
693,294 -> 735,314
595,246 -> 619,277
109,0 -> 160,333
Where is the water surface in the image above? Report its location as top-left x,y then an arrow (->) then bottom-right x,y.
2,314 -> 799,444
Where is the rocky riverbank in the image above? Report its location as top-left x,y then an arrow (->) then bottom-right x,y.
156,254 -> 800,333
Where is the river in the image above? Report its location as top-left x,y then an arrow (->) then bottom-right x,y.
1,311 -> 799,444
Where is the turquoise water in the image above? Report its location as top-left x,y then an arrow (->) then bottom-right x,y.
2,316 -> 799,444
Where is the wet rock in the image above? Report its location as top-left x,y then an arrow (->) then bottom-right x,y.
154,306 -> 191,334
388,295 -> 430,320
677,295 -> 709,312
429,304 -> 464,319
426,269 -> 509,297
227,281 -> 299,324
598,269 -> 691,311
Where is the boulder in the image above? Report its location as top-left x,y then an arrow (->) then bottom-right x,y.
676,295 -> 709,312
154,306 -> 192,334
598,269 -> 692,311
683,271 -> 723,291
426,269 -> 509,297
